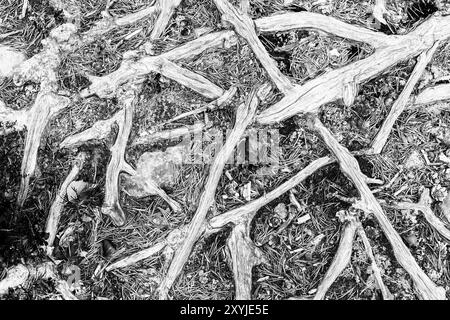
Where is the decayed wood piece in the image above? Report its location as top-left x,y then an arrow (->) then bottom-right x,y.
213,0 -> 294,94
256,15 -> 450,125
158,87 -> 262,299
412,84 -> 450,106
314,211 -> 358,300
45,152 -> 87,256
387,189 -> 450,241
371,42 -> 441,154
0,263 -> 77,300
81,30 -> 238,98
227,211 -> 266,300
311,115 -> 445,300
356,224 -> 393,300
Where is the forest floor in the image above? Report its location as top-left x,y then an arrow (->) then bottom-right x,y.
1,0 -> 450,300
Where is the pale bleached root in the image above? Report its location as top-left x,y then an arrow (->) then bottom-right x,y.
17,92 -> 72,207
311,115 -> 445,300
157,85 -> 267,299
0,263 -> 77,300
226,213 -> 267,300
256,15 -> 450,125
314,212 -> 358,300
356,224 -> 393,300
213,0 -> 294,94
370,41 -> 441,154
101,86 -> 138,226
386,189 -> 450,241
45,152 -> 88,256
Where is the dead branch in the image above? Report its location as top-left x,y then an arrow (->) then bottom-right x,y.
386,189 -> 450,241
314,211 -> 358,300
371,41 -> 441,154
213,0 -> 294,94
157,86 -> 262,299
227,212 -> 266,300
356,224 -> 393,300
45,152 -> 88,256
256,15 -> 450,125
310,115 -> 445,300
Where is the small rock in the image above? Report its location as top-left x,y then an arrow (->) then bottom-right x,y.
405,234 -> 419,247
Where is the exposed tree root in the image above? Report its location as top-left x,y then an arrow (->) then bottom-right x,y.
371,41 -> 441,154
310,115 -> 445,300
45,152 -> 88,256
0,263 -> 77,300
